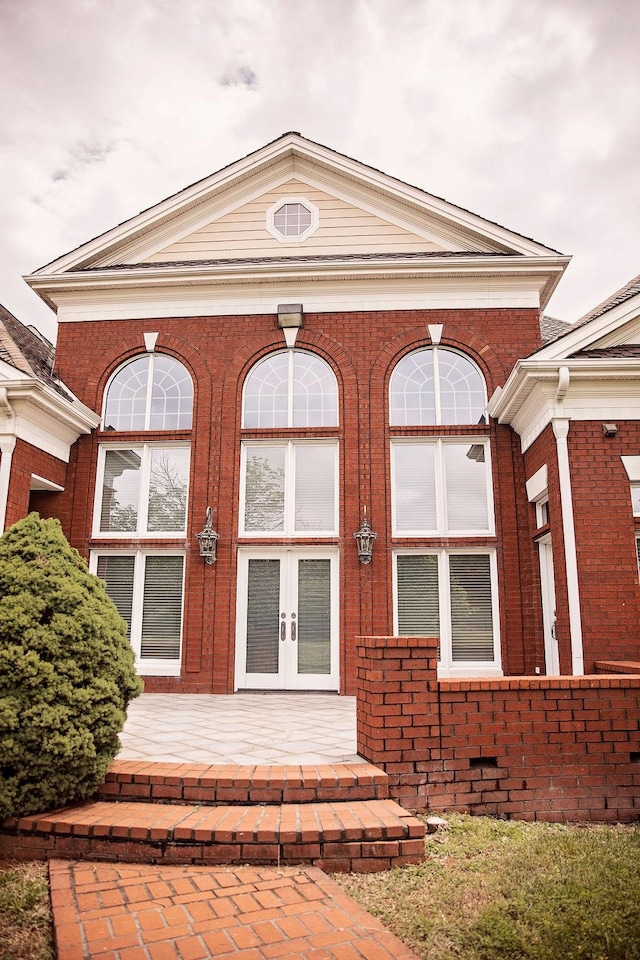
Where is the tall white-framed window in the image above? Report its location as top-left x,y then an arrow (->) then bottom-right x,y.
103,354 -> 193,431
393,549 -> 501,676
390,347 -> 486,426
94,443 -> 190,537
243,350 -> 338,429
240,440 -> 338,537
391,438 -> 494,536
91,550 -> 185,677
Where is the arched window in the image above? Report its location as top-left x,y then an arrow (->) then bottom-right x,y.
243,350 -> 338,428
389,347 -> 486,426
104,354 -> 193,431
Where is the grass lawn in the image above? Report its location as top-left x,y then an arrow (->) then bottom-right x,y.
1,817 -> 639,959
0,861 -> 53,960
334,815 -> 640,960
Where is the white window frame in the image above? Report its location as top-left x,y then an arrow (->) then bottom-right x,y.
389,346 -> 487,427
239,439 -> 339,538
90,549 -> 185,677
393,548 -> 502,677
266,196 -> 319,243
93,442 -> 190,538
390,437 -> 495,537
102,353 -> 193,432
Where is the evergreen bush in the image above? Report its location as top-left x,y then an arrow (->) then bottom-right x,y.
0,513 -> 143,818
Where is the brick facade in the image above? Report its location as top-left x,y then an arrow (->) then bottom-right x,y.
356,636 -> 640,821
47,307 -> 548,692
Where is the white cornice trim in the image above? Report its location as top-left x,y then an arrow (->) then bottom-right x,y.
0,378 -> 100,461
27,135 -> 564,279
489,358 -> 640,451
26,253 -> 569,313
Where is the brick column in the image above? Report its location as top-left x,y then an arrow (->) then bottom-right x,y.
355,636 -> 440,807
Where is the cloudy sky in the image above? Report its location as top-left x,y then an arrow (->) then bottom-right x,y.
1,0 -> 638,343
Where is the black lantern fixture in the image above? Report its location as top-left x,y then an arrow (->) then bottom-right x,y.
354,506 -> 377,564
196,507 -> 219,564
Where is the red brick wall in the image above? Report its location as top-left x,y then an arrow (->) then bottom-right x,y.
357,636 -> 640,821
4,439 -> 67,531
568,420 -> 640,669
52,307 -> 544,692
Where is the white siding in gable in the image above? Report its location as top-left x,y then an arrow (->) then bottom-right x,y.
144,179 -> 446,262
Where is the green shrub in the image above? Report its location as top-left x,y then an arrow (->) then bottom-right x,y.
0,513 -> 143,819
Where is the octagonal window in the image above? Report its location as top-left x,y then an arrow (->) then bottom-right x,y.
267,197 -> 318,242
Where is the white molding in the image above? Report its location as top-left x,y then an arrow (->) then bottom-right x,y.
552,418 -> 584,675
621,456 -> 640,482
41,270 -> 558,324
428,323 -> 444,344
526,464 -> 548,502
490,359 -> 640,452
0,434 -> 16,532
30,474 -> 65,492
143,332 -> 158,352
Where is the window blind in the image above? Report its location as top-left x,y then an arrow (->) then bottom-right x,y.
96,555 -> 135,637
449,554 -> 494,661
297,559 -> 331,674
393,443 -> 437,531
100,449 -> 141,533
396,554 -> 440,638
140,556 -> 183,659
444,443 -> 489,531
246,559 -> 280,674
294,445 -> 335,532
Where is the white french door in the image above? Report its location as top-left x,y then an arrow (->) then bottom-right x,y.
235,547 -> 339,691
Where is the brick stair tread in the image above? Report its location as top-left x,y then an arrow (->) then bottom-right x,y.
10,798 -> 424,844
96,759 -> 389,804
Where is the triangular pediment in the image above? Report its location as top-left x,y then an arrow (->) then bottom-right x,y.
29,133 -> 562,278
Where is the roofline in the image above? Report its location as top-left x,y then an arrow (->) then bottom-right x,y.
525,286 -> 640,360
28,133 -> 565,277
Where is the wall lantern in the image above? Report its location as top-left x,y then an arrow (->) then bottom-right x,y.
196,507 -> 219,564
353,506 -> 377,565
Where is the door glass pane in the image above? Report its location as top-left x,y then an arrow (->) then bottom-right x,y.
148,447 -> 190,532
100,449 -> 142,532
396,554 -> 440,639
141,556 -> 184,659
246,559 -> 281,674
294,445 -> 336,532
96,555 -> 135,638
297,559 -> 331,675
444,443 -> 489,531
244,446 -> 286,531
449,554 -> 494,661
393,443 -> 436,531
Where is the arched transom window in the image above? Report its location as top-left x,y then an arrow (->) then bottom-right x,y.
104,354 -> 193,431
243,350 -> 338,428
389,347 -> 486,426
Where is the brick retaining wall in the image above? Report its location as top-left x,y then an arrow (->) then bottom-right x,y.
356,636 -> 640,821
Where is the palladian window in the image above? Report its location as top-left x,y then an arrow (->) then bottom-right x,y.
390,346 -> 500,675
103,354 -> 193,431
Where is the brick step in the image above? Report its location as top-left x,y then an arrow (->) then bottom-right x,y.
95,760 -> 389,805
0,798 -> 425,873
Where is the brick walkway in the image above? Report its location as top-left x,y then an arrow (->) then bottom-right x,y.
50,859 -> 421,960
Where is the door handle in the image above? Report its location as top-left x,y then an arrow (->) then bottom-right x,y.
291,618 -> 297,642
281,619 -> 286,642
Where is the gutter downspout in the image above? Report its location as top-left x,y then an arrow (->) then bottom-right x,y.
0,387 -> 16,533
552,367 -> 584,674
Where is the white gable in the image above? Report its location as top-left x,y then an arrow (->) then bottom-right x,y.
25,133 -> 569,319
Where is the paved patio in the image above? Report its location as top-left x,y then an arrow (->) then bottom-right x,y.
118,693 -> 361,765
